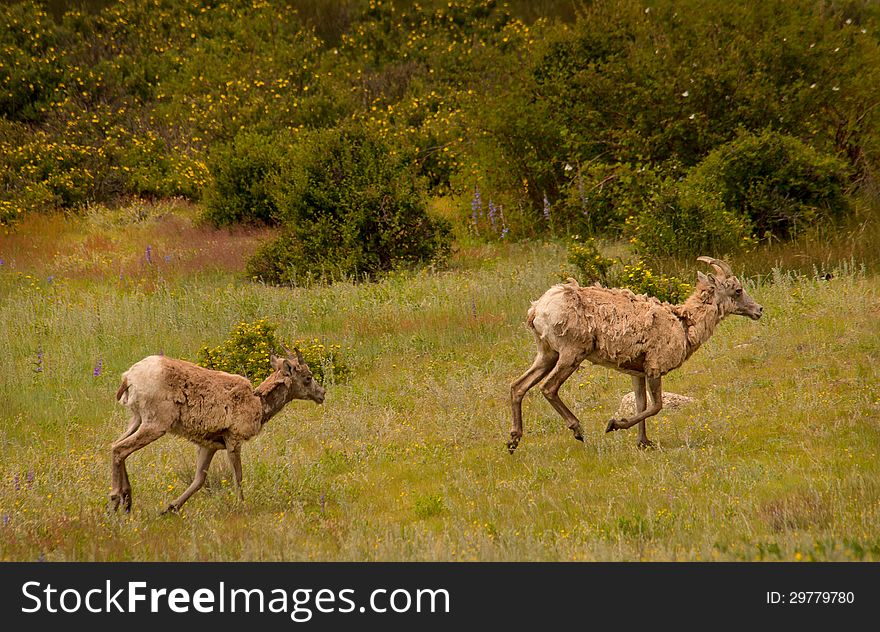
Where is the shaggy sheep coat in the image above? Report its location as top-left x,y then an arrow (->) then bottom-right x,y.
528,281 -> 718,378
117,356 -> 265,449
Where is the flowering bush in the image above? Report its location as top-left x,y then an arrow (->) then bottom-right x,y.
566,237 -> 615,284
196,319 -> 349,385
567,238 -> 693,304
618,262 -> 693,305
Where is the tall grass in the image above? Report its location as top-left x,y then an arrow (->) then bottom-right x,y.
1,216 -> 878,560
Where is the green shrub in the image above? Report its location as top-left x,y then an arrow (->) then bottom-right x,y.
247,126 -> 452,285
196,319 -> 349,385
617,261 -> 693,304
565,237 -> 615,284
630,184 -> 757,258
566,238 -> 693,304
686,130 -> 852,239
560,162 -> 664,236
202,131 -> 290,226
413,493 -> 444,519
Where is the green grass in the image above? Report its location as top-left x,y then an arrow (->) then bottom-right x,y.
1,211 -> 879,561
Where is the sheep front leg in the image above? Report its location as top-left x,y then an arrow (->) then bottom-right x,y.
226,444 -> 244,502
162,446 -> 217,514
606,376 -> 662,448
631,376 -> 654,449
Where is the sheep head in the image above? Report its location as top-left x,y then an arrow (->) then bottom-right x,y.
696,256 -> 763,320
269,348 -> 326,404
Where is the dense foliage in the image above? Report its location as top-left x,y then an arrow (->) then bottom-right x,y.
3,0 -> 879,260
243,125 -> 451,284
566,237 -> 693,304
196,319 -> 349,385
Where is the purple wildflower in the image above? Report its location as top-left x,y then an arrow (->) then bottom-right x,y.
2,514 -> 8,526
164,254 -> 171,264
26,470 -> 34,488
34,347 -> 43,373
488,201 -> 498,231
46,276 -> 54,284
13,474 -> 19,491
499,205 -> 509,239
145,245 -> 152,265
470,186 -> 482,226
93,358 -> 103,377
543,193 -> 551,222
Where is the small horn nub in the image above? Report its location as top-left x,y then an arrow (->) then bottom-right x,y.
697,256 -> 733,279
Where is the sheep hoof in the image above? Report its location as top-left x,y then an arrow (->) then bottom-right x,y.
507,434 -> 521,454
638,439 -> 655,450
605,418 -> 621,433
572,429 -> 584,442
121,491 -> 132,513
161,504 -> 180,516
109,495 -> 121,512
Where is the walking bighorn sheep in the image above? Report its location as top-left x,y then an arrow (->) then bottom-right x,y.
508,257 -> 762,452
110,349 -> 325,513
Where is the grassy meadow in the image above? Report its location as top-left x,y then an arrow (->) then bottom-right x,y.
1,203 -> 878,561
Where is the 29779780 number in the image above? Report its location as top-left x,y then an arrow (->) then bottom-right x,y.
767,591 -> 855,605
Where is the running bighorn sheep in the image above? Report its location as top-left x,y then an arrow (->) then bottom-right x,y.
508,257 -> 762,452
110,350 -> 325,513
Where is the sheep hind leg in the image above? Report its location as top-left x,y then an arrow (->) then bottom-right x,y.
162,446 -> 218,514
508,345 -> 559,453
110,423 -> 166,513
115,413 -> 141,444
540,352 -> 585,443
606,376 -> 662,448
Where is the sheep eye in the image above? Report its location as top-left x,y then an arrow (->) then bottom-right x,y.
735,288 -> 743,296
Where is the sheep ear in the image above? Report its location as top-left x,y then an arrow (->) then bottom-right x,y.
281,359 -> 294,376
269,354 -> 282,370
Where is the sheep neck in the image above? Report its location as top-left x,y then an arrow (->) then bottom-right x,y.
254,374 -> 291,425
675,287 -> 725,358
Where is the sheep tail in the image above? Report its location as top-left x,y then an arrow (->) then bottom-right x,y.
116,377 -> 131,405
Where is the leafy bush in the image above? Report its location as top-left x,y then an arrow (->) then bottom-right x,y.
617,262 -> 693,304
565,237 -> 615,284
2,0 -> 878,237
196,319 -> 349,385
413,493 -> 444,519
685,130 -> 852,239
247,126 -> 452,284
559,162 -> 664,236
566,238 -> 694,303
629,184 -> 757,258
203,131 -> 290,226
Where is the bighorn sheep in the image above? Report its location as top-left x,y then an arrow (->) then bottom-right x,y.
508,257 -> 762,452
110,350 -> 325,513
